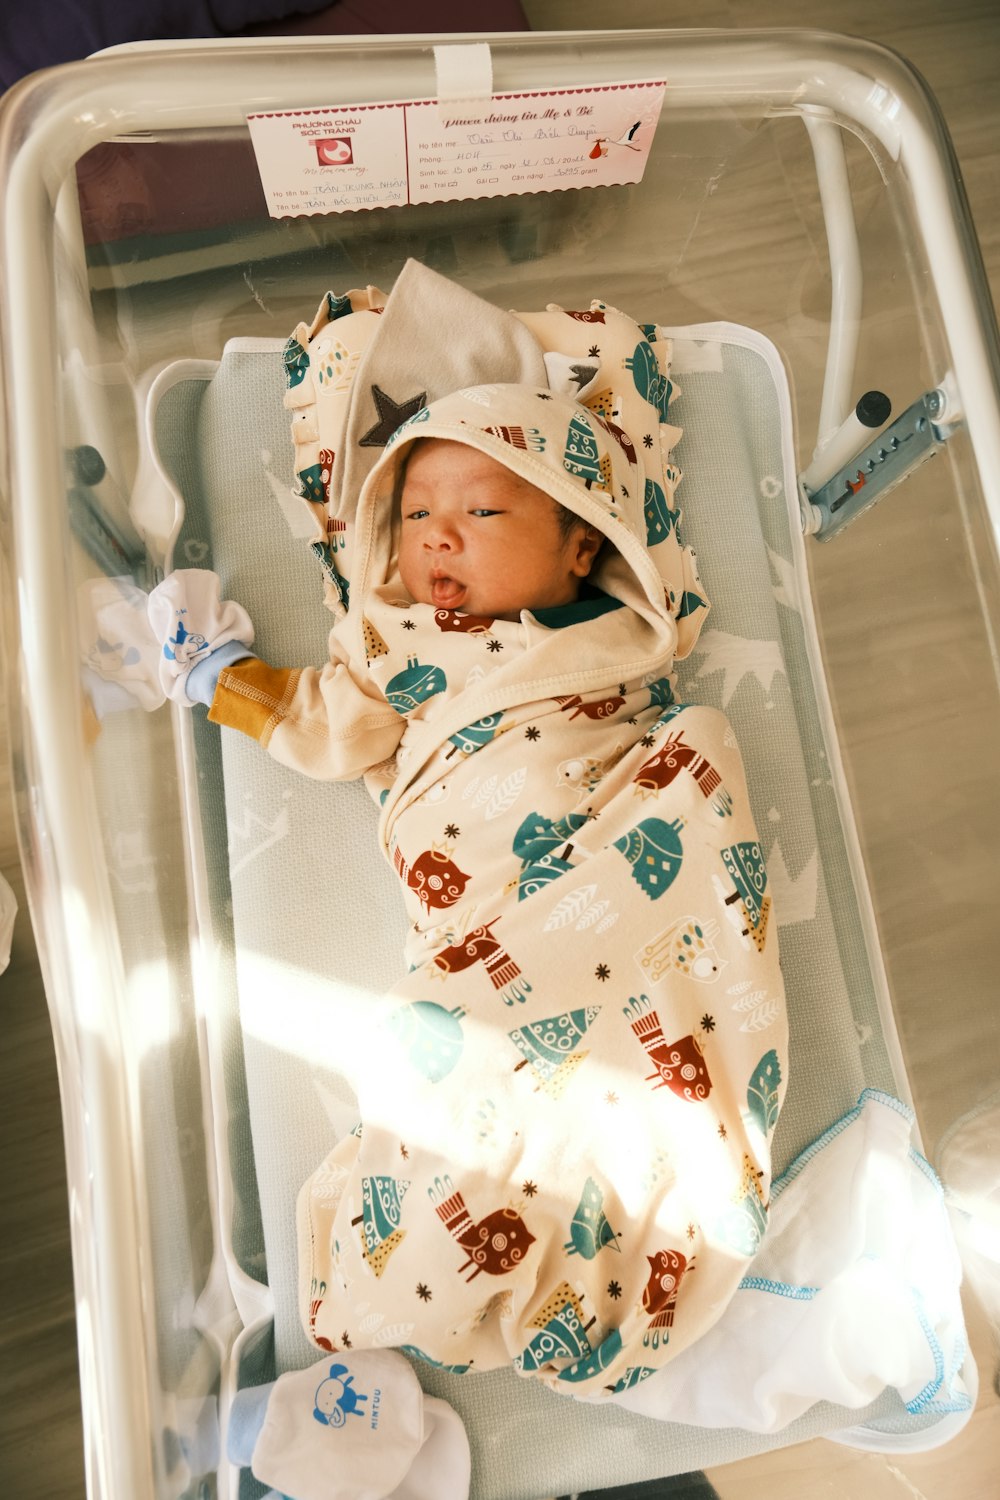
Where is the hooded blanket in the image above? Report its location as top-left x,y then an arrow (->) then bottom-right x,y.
204,264 -> 788,1398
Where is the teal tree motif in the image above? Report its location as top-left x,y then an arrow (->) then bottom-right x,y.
625,340 -> 673,421
389,1001 -> 466,1083
283,335 -> 309,388
309,539 -> 349,611
563,412 -> 604,488
644,478 -> 681,546
448,712 -> 504,757
515,1300 -> 594,1374
614,818 -> 685,900
513,809 -> 590,900
508,1006 -> 601,1086
386,656 -> 447,714
565,1177 -> 621,1259
746,1049 -> 782,1136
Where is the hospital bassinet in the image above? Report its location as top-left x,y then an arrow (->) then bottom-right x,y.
2,27 -> 999,1500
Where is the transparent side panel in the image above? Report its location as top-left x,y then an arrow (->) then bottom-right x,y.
3,31 -> 999,1499
72,71 -> 1000,1146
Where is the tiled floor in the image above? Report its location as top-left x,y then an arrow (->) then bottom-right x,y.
2,3 -> 999,1497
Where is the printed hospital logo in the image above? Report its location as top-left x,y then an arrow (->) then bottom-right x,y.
315,137 -> 354,165
313,1361 -> 382,1430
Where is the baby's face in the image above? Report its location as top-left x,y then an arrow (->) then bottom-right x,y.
396,439 -> 598,622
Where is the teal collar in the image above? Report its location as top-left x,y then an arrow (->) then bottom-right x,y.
530,584 -> 624,629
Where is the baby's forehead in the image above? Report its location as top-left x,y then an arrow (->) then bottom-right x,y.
401,436 -> 544,492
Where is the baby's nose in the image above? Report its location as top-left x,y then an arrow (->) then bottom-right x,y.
426,521 -> 459,550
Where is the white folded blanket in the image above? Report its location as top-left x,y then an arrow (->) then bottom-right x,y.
612,1090 -> 973,1433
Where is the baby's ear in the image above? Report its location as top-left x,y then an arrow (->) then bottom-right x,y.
573,524 -> 604,577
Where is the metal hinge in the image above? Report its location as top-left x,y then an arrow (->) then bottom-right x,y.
802,387 -> 961,541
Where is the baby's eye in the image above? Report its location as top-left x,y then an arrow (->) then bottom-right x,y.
404,509 -> 429,521
471,507 -> 501,517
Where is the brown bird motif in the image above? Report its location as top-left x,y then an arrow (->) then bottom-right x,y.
431,921 -> 531,1005
555,691 -> 626,721
434,609 -> 496,635
624,995 -> 712,1101
641,1248 -> 694,1348
430,1176 -> 536,1281
633,733 -> 721,799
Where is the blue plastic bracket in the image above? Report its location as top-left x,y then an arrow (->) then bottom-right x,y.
803,389 -> 959,541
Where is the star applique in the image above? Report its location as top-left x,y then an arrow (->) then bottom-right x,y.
359,385 -> 427,447
570,362 -> 599,391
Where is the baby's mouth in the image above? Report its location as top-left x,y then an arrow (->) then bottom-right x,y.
430,574 -> 466,608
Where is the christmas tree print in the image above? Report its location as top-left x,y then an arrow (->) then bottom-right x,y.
645,675 -> 676,711
363,617 -> 389,663
712,1155 -> 768,1256
513,809 -> 589,901
531,1279 -> 587,1331
353,1175 -> 409,1277
324,290 -> 353,322
584,386 -> 616,421
614,818 -> 685,900
283,334 -> 309,388
556,1326 -> 624,1384
483,423 -> 545,452
625,339 -> 672,420
677,590 -> 710,621
385,656 -> 447,714
296,461 -> 325,505
447,711 -> 504,758
565,1177 -> 622,1258
563,412 -> 610,490
309,539 -> 349,611
388,1001 -> 466,1083
514,1299 -> 594,1373
644,478 -> 681,546
746,1049 -> 782,1136
721,841 -> 771,949
611,1363 -> 657,1394
509,1006 -> 601,1097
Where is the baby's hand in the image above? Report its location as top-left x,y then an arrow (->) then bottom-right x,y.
147,570 -> 254,705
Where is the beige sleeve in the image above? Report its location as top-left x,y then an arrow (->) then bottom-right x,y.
208,652 -> 404,782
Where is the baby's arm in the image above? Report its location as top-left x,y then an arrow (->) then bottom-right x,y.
148,570 -> 403,781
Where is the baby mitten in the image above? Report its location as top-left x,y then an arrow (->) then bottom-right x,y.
147,569 -> 255,705
227,1350 -> 470,1500
78,575 -> 166,714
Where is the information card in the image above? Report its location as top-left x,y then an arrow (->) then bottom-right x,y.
247,81 -> 665,217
